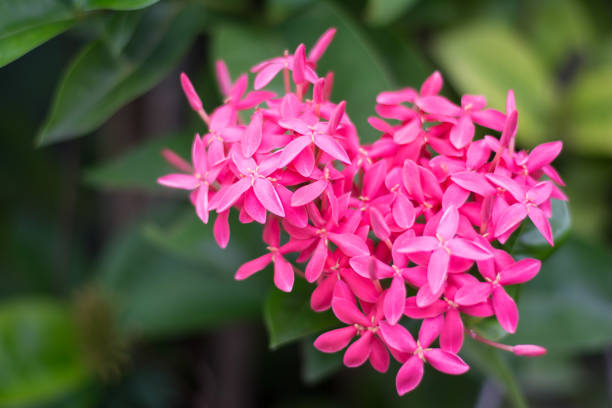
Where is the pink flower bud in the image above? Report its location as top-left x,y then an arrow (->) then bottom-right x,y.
180,72 -> 203,112
513,344 -> 547,357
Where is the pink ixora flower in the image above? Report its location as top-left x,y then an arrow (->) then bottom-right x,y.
314,281 -> 390,373
379,316 -> 469,395
158,134 -> 222,224
395,205 -> 492,294
159,27 -> 564,397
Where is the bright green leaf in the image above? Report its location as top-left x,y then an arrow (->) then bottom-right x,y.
525,0 -> 593,70
0,0 -> 76,67
283,1 -> 395,143
433,21 -> 555,145
264,278 -> 338,350
510,236 -> 612,353
365,0 -> 417,26
84,131 -> 192,191
0,299 -> 90,406
37,2 -> 204,145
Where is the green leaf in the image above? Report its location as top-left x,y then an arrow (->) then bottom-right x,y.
365,0 -> 418,26
511,199 -> 571,260
264,277 -> 338,350
100,11 -> 144,57
432,21 -> 555,145
461,337 -> 527,408
510,236 -> 612,353
0,299 -> 90,406
300,337 -> 342,384
567,65 -> 612,156
118,265 -> 267,338
98,210 -> 268,339
0,0 -> 160,68
282,1 -> 395,143
84,131 -> 192,191
525,0 -> 594,70
37,2 -> 204,145
0,0 -> 77,68
77,0 -> 160,11
212,24 -> 286,95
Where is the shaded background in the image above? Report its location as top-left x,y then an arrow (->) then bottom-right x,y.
1,0 -> 612,407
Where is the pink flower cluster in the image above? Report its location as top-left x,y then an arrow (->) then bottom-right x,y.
159,28 -> 566,395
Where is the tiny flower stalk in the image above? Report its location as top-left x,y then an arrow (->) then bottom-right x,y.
159,27 -> 565,396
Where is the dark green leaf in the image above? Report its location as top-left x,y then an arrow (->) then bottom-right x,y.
84,131 -> 192,191
510,236 -> 612,352
0,0 -> 76,67
264,277 -> 338,350
461,337 -> 527,408
283,1 -> 395,143
100,11 -> 143,57
0,299 -> 90,406
300,337 -> 342,384
432,21 -> 555,145
37,2 -> 204,145
511,199 -> 571,259
98,210 -> 268,339
365,0 -> 418,26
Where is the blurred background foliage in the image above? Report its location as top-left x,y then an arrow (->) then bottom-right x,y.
1,0 -> 611,406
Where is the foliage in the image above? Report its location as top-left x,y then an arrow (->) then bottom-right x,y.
1,0 -> 611,406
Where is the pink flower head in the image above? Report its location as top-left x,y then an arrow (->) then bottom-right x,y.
159,28 -> 565,396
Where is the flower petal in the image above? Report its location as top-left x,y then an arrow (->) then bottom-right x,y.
305,238 -> 327,283
314,326 -> 357,353
396,356 -> 424,395
454,282 -> 492,306
369,336 -> 390,373
235,253 -> 273,280
273,256 -> 294,292
528,206 -> 554,246
378,320 -> 417,352
344,330 -> 373,368
241,111 -> 263,157
418,315 -> 444,348
447,238 -> 492,260
492,286 -> 518,333
157,174 -> 199,190
424,349 -> 469,375
427,248 -> 450,294
440,309 -> 464,353
314,134 -> 351,164
253,178 -> 285,217
395,236 -> 438,254
384,275 -> 407,325
328,233 -> 370,257
500,258 -> 541,285
291,180 -> 327,207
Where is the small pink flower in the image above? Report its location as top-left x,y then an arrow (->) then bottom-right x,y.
395,205 -> 492,294
379,316 -> 469,395
158,134 -> 222,224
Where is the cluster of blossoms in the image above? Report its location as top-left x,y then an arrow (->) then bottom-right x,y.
159,29 -> 566,395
